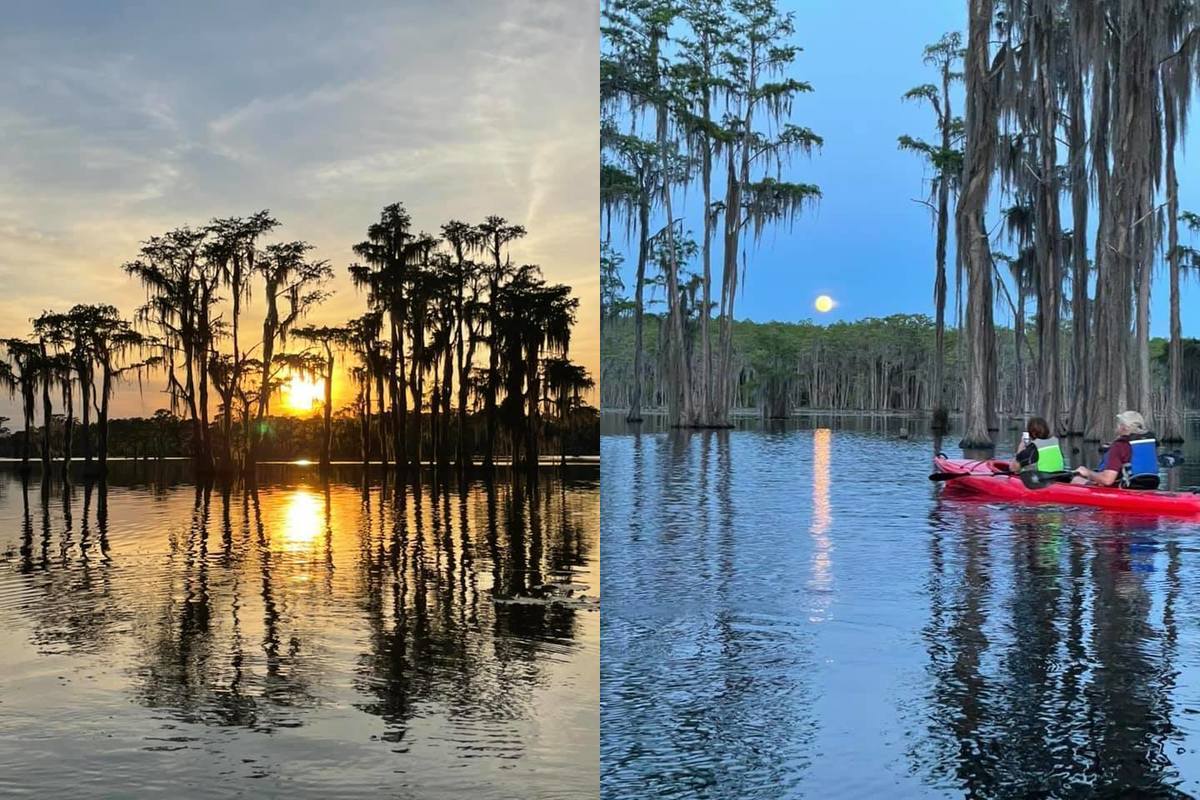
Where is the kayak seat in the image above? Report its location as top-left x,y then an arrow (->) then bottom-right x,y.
1123,473 -> 1160,491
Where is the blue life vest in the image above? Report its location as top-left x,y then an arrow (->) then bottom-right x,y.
1123,437 -> 1159,489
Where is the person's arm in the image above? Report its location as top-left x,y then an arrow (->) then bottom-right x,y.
1075,441 -> 1129,486
1074,465 -> 1120,486
1012,442 -> 1036,472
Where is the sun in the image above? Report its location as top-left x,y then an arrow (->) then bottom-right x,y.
814,294 -> 836,313
284,373 -> 324,413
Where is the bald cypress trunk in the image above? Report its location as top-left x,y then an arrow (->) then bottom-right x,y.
376,368 -> 389,468
627,191 -> 649,424
321,344 -> 334,469
62,381 -> 73,476
931,62 -> 952,430
1085,53 -> 1114,441
1164,86 -> 1184,442
1067,24 -> 1090,436
361,374 -> 372,464
98,366 -> 112,473
1088,0 -> 1156,441
957,0 -> 998,448
39,344 -> 52,475
391,316 -> 408,469
715,43 -> 755,430
1033,0 -> 1062,432
699,83 -> 714,426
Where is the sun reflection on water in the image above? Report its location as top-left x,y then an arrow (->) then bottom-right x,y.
281,489 -> 323,551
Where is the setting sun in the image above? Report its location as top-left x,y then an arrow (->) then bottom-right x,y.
284,373 -> 324,413
814,294 -> 836,313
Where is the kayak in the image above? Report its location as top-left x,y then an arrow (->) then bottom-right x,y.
933,455 -> 1200,515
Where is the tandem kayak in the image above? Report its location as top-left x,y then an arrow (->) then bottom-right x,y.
932,455 -> 1200,516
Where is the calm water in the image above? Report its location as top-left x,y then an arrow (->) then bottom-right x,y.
0,464 -> 598,799
602,414 -> 1200,798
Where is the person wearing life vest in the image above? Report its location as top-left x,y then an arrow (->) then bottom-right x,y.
1008,416 -> 1064,474
1072,410 -> 1159,488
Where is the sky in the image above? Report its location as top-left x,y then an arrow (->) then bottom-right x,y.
610,0 -> 1200,339
0,0 -> 598,424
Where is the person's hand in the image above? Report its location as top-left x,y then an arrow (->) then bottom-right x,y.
1075,466 -> 1089,478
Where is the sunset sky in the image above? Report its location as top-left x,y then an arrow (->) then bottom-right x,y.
0,0 -> 598,423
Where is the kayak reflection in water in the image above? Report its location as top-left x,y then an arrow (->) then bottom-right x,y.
1007,416 -> 1063,475
1072,410 -> 1158,489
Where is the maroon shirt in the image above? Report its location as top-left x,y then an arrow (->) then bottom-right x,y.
1100,437 -> 1133,473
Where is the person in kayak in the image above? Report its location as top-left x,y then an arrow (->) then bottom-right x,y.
1072,410 -> 1159,488
1007,417 -> 1064,474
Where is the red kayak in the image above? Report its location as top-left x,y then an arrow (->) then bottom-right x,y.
933,455 -> 1200,516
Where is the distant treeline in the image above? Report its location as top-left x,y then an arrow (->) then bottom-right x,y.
601,312 -> 1200,421
0,406 -> 599,464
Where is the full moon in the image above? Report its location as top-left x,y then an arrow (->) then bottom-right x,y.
814,294 -> 835,313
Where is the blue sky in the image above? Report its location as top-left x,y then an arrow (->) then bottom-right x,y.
0,0 -> 598,421
612,0 -> 1200,337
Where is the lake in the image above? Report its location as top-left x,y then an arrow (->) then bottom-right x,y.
0,463 -> 598,799
601,413 -> 1200,798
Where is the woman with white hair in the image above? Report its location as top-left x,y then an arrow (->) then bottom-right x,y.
1072,410 -> 1158,488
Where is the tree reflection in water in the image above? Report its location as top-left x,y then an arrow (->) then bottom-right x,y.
602,419 -> 1200,797
919,499 -> 1186,795
0,463 -> 597,794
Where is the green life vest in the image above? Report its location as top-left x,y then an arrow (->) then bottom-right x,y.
1033,436 -> 1064,472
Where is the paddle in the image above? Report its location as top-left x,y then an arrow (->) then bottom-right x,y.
929,470 -> 1009,482
1016,470 -> 1076,489
1160,451 -> 1186,468
928,468 -> 1075,485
